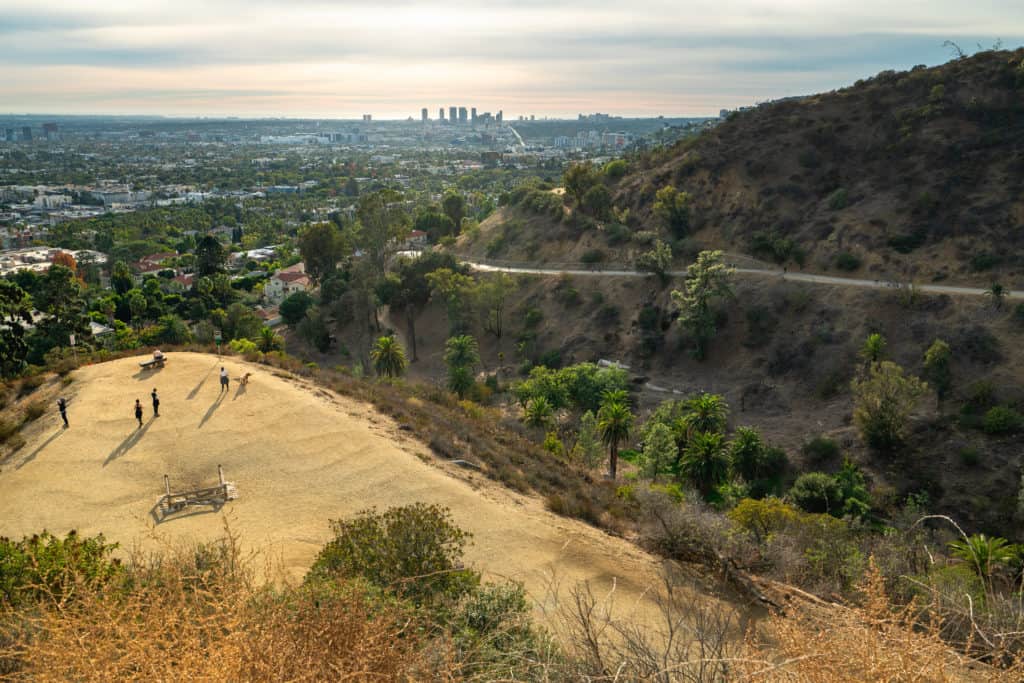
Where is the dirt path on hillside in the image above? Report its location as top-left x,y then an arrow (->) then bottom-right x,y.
0,353 -> 733,629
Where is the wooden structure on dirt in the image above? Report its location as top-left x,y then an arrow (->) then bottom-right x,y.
158,465 -> 238,516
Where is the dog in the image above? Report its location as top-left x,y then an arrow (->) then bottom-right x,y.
240,372 -> 251,386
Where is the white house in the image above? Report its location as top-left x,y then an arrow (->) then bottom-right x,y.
265,263 -> 311,303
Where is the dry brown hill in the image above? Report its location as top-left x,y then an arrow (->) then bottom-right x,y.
617,48 -> 1024,282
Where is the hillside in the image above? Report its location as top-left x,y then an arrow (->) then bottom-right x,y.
617,48 -> 1024,281
0,353 -> 697,626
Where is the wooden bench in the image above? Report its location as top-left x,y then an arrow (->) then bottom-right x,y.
158,466 -> 237,516
139,356 -> 166,370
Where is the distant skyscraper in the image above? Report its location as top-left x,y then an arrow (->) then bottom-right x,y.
42,122 -> 58,139
421,108 -> 428,122
458,107 -> 467,124
496,111 -> 503,123
21,126 -> 32,141
439,107 -> 445,120
449,106 -> 457,123
362,114 -> 372,121
4,129 -> 13,142
471,107 -> 477,124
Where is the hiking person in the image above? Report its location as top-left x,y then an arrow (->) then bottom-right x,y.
57,397 -> 68,428
220,367 -> 229,392
151,388 -> 160,417
134,399 -> 143,428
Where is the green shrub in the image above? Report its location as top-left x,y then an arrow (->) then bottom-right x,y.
0,530 -> 122,607
801,436 -> 840,463
789,472 -> 842,515
958,447 -> 980,467
605,223 -> 631,246
827,188 -> 848,210
580,248 -> 606,264
982,406 -> 1022,435
969,252 -> 1000,272
523,307 -> 543,329
17,374 -> 46,398
22,400 -> 47,424
603,159 -> 628,180
1014,303 -> 1024,325
834,251 -> 862,271
0,417 -> 19,445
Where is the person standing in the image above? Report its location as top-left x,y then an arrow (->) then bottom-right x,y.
220,367 -> 229,392
134,399 -> 143,428
57,397 -> 68,428
151,388 -> 160,417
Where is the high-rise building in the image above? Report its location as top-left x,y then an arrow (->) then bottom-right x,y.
496,111 -> 503,123
421,108 -> 428,122
42,122 -> 58,139
4,129 -> 14,142
449,106 -> 457,123
362,114 -> 372,122
439,108 -> 445,121
21,126 -> 32,141
471,107 -> 477,124
458,107 -> 467,124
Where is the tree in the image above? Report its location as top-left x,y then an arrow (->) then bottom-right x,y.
523,396 -> 554,429
922,338 -> 952,400
0,280 -> 32,377
679,431 -> 729,498
110,259 -> 134,295
851,361 -> 927,449
571,410 -> 604,469
257,326 -> 283,352
127,290 -> 147,328
475,273 -> 515,341
445,335 -> 479,398
635,240 -> 673,284
789,472 -> 842,515
582,184 -> 612,220
353,189 -> 409,276
597,397 -> 633,479
653,185 -> 691,237
670,250 -> 734,360
413,208 -> 455,242
860,333 -> 886,365
427,267 -> 475,334
27,265 -> 89,364
195,235 -> 226,276
441,192 -> 466,235
371,335 -> 407,378
221,302 -> 263,341
679,392 -> 729,438
640,422 -> 676,480
948,534 -> 1016,578
297,307 -> 332,352
280,291 -> 314,326
563,162 -> 600,205
298,222 -> 347,285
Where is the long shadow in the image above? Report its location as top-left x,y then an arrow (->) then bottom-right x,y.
132,365 -> 164,381
15,429 -> 65,470
104,418 -> 155,466
198,392 -> 226,429
187,362 -> 218,401
149,499 -> 225,525
232,382 -> 247,401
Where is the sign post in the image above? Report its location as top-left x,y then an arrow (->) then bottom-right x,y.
69,333 -> 77,366
214,332 -> 222,357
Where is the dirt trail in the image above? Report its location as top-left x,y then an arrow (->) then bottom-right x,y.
0,353 -> 726,626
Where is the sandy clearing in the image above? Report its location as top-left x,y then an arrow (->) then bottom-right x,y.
0,352 -> 723,626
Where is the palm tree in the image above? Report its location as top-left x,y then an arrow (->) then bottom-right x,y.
678,392 -> 729,439
523,396 -> 554,428
679,431 -> 730,498
859,333 -> 886,364
948,534 -> 1016,579
986,282 -> 1007,310
257,326 -> 283,352
370,336 -> 407,378
444,335 -> 480,369
597,399 -> 633,479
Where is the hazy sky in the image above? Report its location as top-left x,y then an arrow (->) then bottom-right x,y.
2,0 -> 1022,118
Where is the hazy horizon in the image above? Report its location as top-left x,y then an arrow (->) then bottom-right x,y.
2,1 -> 1022,119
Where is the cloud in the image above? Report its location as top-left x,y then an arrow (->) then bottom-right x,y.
0,1 -> 1021,116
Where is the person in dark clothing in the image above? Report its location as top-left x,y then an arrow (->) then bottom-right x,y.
134,399 -> 143,428
151,388 -> 160,417
57,397 -> 68,428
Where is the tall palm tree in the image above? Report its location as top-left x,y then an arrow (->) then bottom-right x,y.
986,282 -> 1007,310
370,335 -> 407,378
597,399 -> 633,479
678,392 -> 729,439
679,431 -> 729,498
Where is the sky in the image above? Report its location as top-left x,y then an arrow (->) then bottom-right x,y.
1,0 -> 1022,119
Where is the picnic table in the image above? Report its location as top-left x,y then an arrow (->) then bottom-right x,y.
139,355 -> 166,369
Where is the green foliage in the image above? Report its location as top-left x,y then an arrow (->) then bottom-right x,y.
597,396 -> 633,479
859,333 -> 886,364
441,191 -> 466,233
580,248 -> 606,265
0,530 -> 122,607
729,427 -> 788,498
922,338 -> 952,399
0,279 -> 33,378
297,222 -> 347,285
602,159 -> 628,180
948,534 -> 1017,578
523,396 -> 554,428
444,335 -> 479,398
801,435 -> 840,464
635,240 -> 673,283
789,472 -> 842,515
678,392 -> 729,438
670,250 -> 735,360
512,362 -> 628,413
982,405 -> 1022,435
570,410 -> 604,469
653,185 -> 691,237
679,431 -> 729,498
228,338 -> 258,355
985,281 -> 1007,310
542,431 -> 565,457
307,504 -> 477,607
296,306 -> 332,352
371,336 -> 407,378
195,235 -> 226,276
826,187 -> 848,210
257,326 -> 284,353
582,184 -> 612,220
563,162 -> 601,205
834,251 -> 862,271
749,230 -> 803,265
851,361 -> 927,449
639,422 -> 677,480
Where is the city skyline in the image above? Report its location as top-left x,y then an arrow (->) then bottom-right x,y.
1,1 -> 1022,118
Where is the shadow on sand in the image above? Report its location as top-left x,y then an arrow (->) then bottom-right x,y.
148,499 -> 225,525
132,365 -> 164,381
104,418 -> 154,466
198,391 -> 227,429
232,382 -> 247,401
15,428 -> 65,470
187,362 -> 219,401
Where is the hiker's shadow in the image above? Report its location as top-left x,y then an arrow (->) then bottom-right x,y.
15,428 -> 65,470
198,392 -> 226,428
104,418 -> 154,466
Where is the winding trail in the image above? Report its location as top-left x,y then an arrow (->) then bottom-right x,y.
463,256 -> 1022,300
